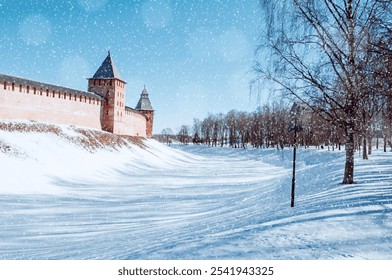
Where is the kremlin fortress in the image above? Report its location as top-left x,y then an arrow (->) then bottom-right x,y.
0,52 -> 154,138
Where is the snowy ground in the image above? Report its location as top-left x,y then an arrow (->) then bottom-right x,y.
0,126 -> 392,259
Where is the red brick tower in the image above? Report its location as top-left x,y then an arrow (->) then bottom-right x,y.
135,86 -> 154,137
88,51 -> 126,134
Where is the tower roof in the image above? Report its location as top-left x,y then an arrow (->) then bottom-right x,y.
92,51 -> 123,81
135,85 -> 154,111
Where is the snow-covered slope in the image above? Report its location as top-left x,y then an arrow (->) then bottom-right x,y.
0,121 -> 391,259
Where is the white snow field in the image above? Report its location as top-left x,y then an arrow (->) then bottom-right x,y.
0,124 -> 392,259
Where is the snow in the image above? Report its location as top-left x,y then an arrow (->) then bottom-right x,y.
1,126 -> 392,259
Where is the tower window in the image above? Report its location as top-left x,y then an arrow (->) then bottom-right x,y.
3,82 -> 7,90
12,83 -> 15,91
27,86 -> 30,93
19,84 -> 22,92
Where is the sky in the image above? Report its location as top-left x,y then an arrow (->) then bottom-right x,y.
0,0 -> 263,133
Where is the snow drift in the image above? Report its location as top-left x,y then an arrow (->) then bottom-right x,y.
0,121 -> 391,259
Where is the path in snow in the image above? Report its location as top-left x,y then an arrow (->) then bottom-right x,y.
0,137 -> 391,259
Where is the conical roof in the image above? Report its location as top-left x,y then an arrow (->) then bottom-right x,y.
135,86 -> 154,111
93,51 -> 123,80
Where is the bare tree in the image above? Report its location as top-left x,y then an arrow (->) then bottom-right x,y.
255,0 -> 390,184
161,128 -> 173,145
192,118 -> 202,144
178,125 -> 190,145
371,12 -> 392,152
226,110 -> 239,148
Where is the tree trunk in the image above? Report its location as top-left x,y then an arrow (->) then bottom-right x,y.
363,137 -> 368,160
342,0 -> 356,185
368,136 -> 372,155
384,137 -> 387,152
343,127 -> 355,184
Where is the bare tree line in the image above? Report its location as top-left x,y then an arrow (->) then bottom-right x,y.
157,100 -> 391,154
253,0 -> 392,184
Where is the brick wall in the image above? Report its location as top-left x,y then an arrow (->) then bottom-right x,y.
119,108 -> 147,137
0,81 -> 150,137
0,82 -> 102,130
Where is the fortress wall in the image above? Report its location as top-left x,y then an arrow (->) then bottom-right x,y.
0,85 -> 103,130
115,109 -> 147,137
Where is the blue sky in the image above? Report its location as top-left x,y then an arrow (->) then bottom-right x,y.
0,0 -> 262,133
